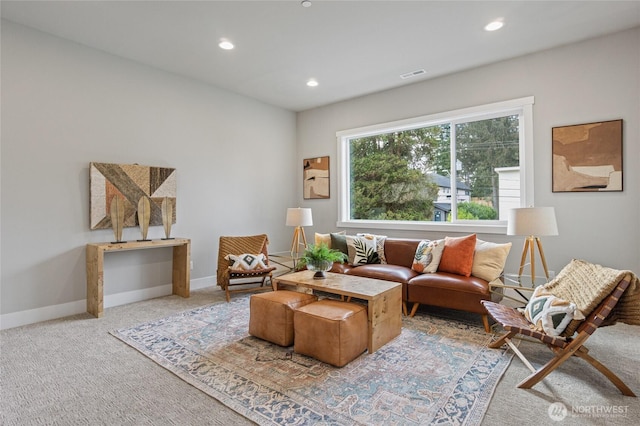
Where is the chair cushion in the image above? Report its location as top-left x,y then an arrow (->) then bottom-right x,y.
225,253 -> 267,270
523,286 -> 583,337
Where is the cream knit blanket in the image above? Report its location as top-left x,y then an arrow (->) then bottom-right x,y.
543,258 -> 640,336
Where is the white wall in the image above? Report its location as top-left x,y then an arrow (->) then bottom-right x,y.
1,21 -> 297,327
297,27 -> 640,277
3,21 -> 639,329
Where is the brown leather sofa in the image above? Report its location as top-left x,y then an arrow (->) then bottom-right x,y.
328,237 -> 497,332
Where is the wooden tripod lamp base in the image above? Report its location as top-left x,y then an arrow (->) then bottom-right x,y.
517,235 -> 551,285
286,207 -> 313,261
290,226 -> 308,259
508,207 -> 558,286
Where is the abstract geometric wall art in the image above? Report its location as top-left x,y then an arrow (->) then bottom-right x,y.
90,162 -> 176,230
303,156 -> 330,199
552,119 -> 623,192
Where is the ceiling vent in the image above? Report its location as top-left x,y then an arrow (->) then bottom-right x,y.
400,69 -> 426,79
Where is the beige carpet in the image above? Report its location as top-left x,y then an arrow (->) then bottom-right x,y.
1,286 -> 638,425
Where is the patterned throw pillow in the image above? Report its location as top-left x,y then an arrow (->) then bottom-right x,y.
411,239 -> 445,273
225,253 -> 268,271
345,235 -> 379,266
357,233 -> 387,264
523,286 -> 583,337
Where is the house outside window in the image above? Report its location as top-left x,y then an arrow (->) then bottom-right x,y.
336,97 -> 534,234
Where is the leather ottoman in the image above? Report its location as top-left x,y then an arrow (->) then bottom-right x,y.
249,290 -> 317,346
294,299 -> 368,367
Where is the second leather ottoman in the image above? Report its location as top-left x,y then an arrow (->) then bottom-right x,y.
249,290 -> 317,346
294,299 -> 368,367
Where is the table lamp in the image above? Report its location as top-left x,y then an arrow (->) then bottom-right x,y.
286,207 -> 313,259
507,207 -> 558,284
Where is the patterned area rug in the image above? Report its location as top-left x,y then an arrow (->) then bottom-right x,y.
111,296 -> 513,425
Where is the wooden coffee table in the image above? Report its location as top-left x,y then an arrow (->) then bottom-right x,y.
273,271 -> 402,353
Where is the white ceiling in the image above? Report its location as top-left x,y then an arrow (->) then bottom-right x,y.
2,1 -> 640,112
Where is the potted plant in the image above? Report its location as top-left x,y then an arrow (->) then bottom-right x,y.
297,243 -> 348,279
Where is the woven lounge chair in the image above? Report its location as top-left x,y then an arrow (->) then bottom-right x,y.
217,234 -> 276,302
482,260 -> 638,396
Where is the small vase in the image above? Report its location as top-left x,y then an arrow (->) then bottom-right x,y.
308,260 -> 333,279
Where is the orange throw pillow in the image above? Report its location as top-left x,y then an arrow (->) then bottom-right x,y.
438,234 -> 477,277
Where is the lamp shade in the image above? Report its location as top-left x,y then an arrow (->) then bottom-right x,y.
507,207 -> 558,236
286,207 -> 313,227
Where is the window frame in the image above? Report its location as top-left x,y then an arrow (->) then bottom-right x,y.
336,97 -> 535,234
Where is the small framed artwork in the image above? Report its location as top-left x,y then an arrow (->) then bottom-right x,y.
552,119 -> 623,192
303,156 -> 330,199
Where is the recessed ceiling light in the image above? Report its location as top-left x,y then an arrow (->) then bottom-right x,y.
301,0 -> 312,7
484,20 -> 504,32
306,79 -> 318,87
218,39 -> 234,50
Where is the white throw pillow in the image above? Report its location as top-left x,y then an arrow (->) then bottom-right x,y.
225,253 -> 268,271
471,240 -> 512,282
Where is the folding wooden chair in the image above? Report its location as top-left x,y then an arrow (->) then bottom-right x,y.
217,234 -> 276,302
482,273 -> 636,396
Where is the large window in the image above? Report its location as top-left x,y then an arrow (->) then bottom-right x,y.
337,97 -> 534,234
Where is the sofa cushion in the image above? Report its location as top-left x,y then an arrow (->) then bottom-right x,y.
407,272 -> 490,314
315,231 -> 345,248
329,262 -> 354,274
471,240 -> 512,282
347,264 -> 419,284
438,234 -> 477,277
409,272 -> 489,295
330,232 -> 348,254
346,235 -> 380,265
411,239 -> 445,273
383,238 -> 421,268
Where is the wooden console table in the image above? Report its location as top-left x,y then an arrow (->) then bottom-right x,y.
86,238 -> 191,318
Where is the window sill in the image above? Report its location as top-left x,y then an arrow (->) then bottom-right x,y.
336,220 -> 507,235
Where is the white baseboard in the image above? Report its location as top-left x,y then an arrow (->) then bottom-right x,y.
0,299 -> 87,331
0,276 -> 217,330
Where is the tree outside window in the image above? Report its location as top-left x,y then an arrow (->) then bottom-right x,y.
341,99 -> 529,229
